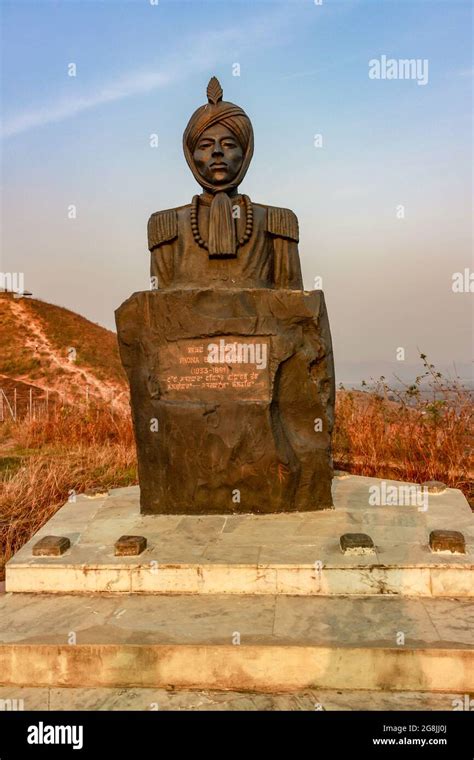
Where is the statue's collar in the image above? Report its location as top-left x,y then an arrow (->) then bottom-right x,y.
198,191 -> 243,207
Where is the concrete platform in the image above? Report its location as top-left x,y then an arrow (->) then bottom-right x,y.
0,593 -> 472,692
6,475 -> 473,597
0,686 -> 469,711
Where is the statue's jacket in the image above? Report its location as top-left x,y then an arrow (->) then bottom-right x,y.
148,195 -> 303,290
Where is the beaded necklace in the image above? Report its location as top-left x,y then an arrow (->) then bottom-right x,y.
190,194 -> 253,251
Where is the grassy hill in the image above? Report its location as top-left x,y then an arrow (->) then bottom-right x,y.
0,294 -> 128,407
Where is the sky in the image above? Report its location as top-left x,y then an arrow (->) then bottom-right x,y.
1,0 -> 472,385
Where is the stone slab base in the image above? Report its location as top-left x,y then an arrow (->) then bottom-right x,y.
0,594 -> 472,693
6,475 -> 473,597
115,288 -> 335,514
0,686 -> 469,712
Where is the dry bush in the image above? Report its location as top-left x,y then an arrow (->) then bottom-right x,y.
334,354 -> 473,503
10,401 -> 135,449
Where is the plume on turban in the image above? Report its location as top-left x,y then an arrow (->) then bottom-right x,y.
183,76 -> 254,195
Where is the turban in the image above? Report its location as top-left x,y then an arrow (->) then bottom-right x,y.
182,77 -> 254,258
183,77 -> 254,195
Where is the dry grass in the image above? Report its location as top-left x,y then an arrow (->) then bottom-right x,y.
0,355 -> 472,579
334,355 -> 473,504
0,405 -> 136,579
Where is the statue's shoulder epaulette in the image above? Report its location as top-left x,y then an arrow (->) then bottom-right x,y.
265,205 -> 299,242
147,208 -> 179,251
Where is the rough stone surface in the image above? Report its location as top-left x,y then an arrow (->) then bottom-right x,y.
340,532 -> 375,555
0,686 -> 467,712
32,536 -> 70,557
423,481 -> 448,494
115,288 -> 335,515
115,535 -> 147,556
430,530 -> 466,554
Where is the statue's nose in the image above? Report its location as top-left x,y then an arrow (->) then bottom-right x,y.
212,143 -> 224,156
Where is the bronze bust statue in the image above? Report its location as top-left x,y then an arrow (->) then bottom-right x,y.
148,77 -> 303,291
116,75 -> 335,515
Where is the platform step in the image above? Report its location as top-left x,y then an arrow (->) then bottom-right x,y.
6,476 -> 474,597
0,593 -> 472,693
0,686 -> 469,712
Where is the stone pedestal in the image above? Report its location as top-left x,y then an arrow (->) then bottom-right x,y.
3,476 -> 473,696
115,288 -> 335,515
6,476 -> 474,596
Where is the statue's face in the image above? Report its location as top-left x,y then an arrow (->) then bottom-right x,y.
193,124 -> 244,186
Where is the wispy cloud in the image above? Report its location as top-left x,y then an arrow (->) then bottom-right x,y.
2,70 -> 171,138
2,9 -> 293,139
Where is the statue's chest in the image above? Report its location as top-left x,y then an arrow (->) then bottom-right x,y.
174,207 -> 272,287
